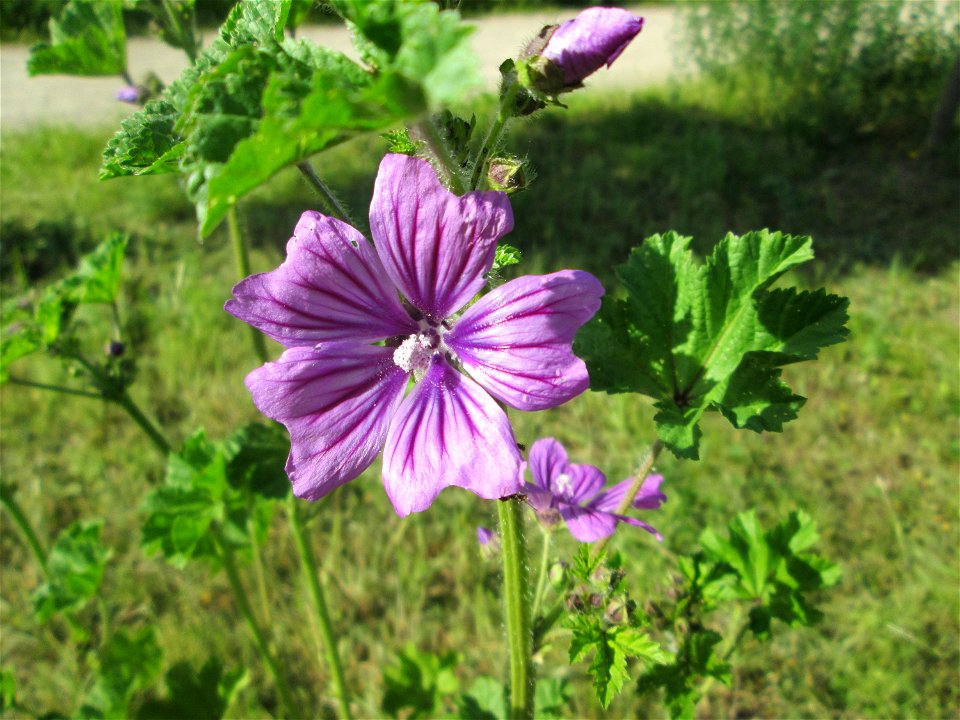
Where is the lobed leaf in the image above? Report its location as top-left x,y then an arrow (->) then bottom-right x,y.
79,627 -> 162,719
577,230 -> 849,459
28,0 -> 126,77
32,520 -> 111,623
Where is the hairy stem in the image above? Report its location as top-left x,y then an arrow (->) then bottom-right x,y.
469,81 -> 520,191
296,161 -> 356,227
227,206 -> 270,364
288,496 -> 352,719
415,119 -> 467,194
498,496 -> 534,720
0,484 -> 48,573
531,526 -> 552,623
218,532 -> 298,719
593,439 -> 663,557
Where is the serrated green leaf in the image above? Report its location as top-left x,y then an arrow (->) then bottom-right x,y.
0,325 -> 42,383
75,232 -> 128,304
80,627 -> 162,719
222,423 -> 290,499
533,677 -> 571,719
383,128 -> 421,155
578,230 -> 849,459
135,658 -> 248,720
610,627 -> 670,665
567,614 -> 603,665
491,243 -> 522,273
28,0 -> 126,77
32,520 -> 111,623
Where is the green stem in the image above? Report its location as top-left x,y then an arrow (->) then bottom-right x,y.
468,81 -> 520,191
7,376 -> 101,399
218,532 -> 298,719
296,161 -> 356,227
697,606 -> 748,700
530,527 -> 552,623
0,485 -> 48,573
415,119 -> 467,194
161,0 -> 198,63
593,439 -> 663,558
498,497 -> 533,720
246,499 -> 275,636
73,355 -> 172,457
227,206 -> 270,364
287,496 -> 352,719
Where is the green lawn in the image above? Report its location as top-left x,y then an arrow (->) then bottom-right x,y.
1,84 -> 958,718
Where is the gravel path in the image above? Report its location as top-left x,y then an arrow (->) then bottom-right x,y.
0,5 -> 686,131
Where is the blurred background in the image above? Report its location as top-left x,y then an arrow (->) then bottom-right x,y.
2,1 -> 958,718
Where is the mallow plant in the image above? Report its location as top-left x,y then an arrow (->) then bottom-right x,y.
3,1 -> 850,718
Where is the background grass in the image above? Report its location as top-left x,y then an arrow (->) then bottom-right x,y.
1,75 -> 958,719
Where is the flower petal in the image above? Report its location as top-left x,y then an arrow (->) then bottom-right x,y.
543,7 -> 644,86
369,154 -> 514,321
590,474 -> 667,512
245,342 -> 408,500
226,211 -> 417,347
382,355 -> 523,516
527,437 -> 604,503
447,270 -> 603,410
559,505 -> 619,543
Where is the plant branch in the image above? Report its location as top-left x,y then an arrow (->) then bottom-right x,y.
593,439 -> 663,558
0,484 -> 49,573
288,496 -> 352,719
469,80 -> 520,190
296,161 -> 357,227
498,496 -> 534,720
7,376 -> 102,399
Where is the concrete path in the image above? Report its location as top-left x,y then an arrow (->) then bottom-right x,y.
0,5 -> 686,131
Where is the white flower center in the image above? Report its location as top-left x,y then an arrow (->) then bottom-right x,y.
554,472 -> 574,497
393,322 -> 455,377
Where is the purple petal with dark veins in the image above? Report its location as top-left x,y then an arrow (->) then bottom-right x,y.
244,342 -> 409,500
226,211 -> 417,347
527,437 -> 605,503
369,154 -> 514,321
382,355 -> 523,516
590,474 -> 667,512
447,270 -> 603,411
543,7 -> 644,86
559,504 -> 620,543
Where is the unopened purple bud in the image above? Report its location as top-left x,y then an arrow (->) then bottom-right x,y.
542,7 -> 644,87
116,85 -> 141,104
477,526 -> 495,546
104,341 -> 125,357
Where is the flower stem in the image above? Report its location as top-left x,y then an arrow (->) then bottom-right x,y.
469,81 -> 520,191
111,388 -> 173,457
287,496 -> 352,719
498,496 -> 534,720
592,439 -> 663,558
0,484 -> 48,573
296,161 -> 357,228
217,531 -> 298,719
227,206 -> 270,365
531,526 -> 552,623
415,119 -> 467,195
7,376 -> 101,399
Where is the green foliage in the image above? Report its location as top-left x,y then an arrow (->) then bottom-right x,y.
0,669 -> 14,714
101,0 -> 479,235
0,232 -> 128,382
140,424 -> 288,568
79,627 -> 163,719
490,243 -> 522,273
136,658 -> 248,720
381,644 -> 460,719
700,510 -> 842,639
563,548 -> 669,707
32,520 -> 110,623
637,630 -> 730,720
682,0 -> 960,140
28,0 -> 126,76
456,675 -> 571,719
577,231 -> 850,459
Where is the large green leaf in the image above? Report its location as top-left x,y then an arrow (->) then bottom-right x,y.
577,230 -> 850,459
32,520 -> 111,623
28,0 -> 126,77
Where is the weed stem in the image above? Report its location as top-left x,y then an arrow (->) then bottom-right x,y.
498,496 -> 534,719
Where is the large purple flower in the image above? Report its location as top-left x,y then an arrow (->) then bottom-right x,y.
542,7 -> 644,87
524,438 -> 666,543
226,154 -> 603,516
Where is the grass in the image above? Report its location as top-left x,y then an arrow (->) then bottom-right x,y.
1,81 -> 958,719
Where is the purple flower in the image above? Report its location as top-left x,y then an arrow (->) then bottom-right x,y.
542,7 -> 644,87
226,154 -> 603,516
524,438 -> 666,543
116,85 -> 141,104
477,527 -> 496,546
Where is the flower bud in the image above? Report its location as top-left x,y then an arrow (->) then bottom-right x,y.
487,156 -> 528,195
115,85 -> 142,104
104,341 -> 125,357
518,7 -> 643,97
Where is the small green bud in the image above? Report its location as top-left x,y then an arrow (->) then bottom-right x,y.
488,156 -> 528,195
